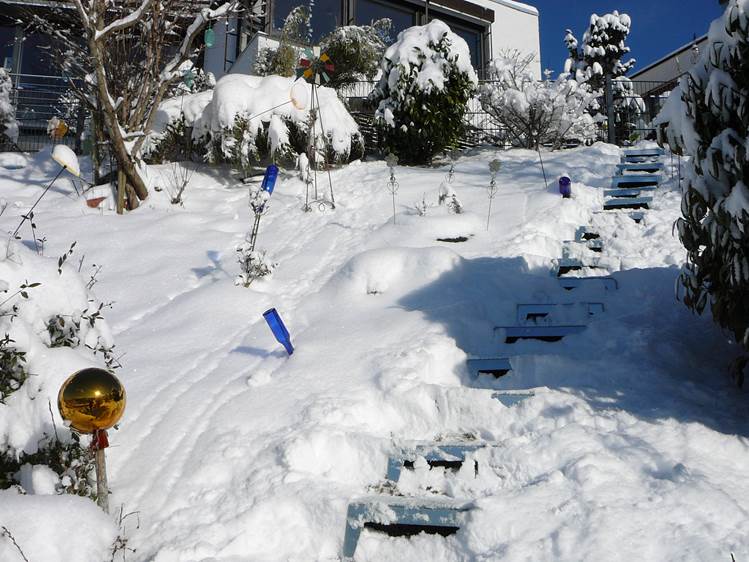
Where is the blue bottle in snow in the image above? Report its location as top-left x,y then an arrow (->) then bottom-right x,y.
559,175 -> 571,198
262,164 -> 279,195
263,308 -> 293,355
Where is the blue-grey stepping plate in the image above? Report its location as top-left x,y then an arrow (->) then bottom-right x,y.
495,325 -> 587,343
603,196 -> 652,210
558,276 -> 618,291
386,443 -> 484,482
343,496 -> 472,558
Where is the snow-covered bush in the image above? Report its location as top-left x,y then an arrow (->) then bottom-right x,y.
655,0 -> 749,381
319,19 -> 391,90
0,68 -> 18,145
0,244 -> 117,496
253,6 -> 309,77
195,74 -> 363,170
479,50 -> 598,149
371,20 -> 477,164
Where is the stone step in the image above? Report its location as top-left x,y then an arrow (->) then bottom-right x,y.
386,443 -> 484,482
495,325 -> 587,343
558,276 -> 618,291
603,196 -> 652,211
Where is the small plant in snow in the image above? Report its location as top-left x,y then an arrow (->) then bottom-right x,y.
413,194 -> 428,216
235,245 -> 276,287
438,181 -> 463,214
0,334 -> 30,404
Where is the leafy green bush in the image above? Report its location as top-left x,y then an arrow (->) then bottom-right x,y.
371,20 -> 477,164
319,19 -> 391,90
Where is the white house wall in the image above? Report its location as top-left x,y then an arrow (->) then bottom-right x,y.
472,0 -> 540,78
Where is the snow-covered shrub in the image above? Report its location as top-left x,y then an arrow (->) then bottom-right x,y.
145,90 -> 214,162
0,245 -> 116,496
371,20 -> 477,164
0,68 -> 18,145
196,74 -> 363,170
479,50 -> 598,149
253,6 -> 309,77
319,19 -> 390,90
655,0 -> 749,380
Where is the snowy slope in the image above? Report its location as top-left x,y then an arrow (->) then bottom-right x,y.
0,143 -> 747,561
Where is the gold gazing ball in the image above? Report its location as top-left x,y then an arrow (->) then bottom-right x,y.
58,368 -> 126,433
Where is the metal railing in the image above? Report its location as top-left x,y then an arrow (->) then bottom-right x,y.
3,73 -> 85,153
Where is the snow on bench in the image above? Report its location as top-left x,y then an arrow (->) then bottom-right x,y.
342,496 -> 472,558
603,196 -> 652,211
558,276 -> 618,291
616,162 -> 664,174
466,357 -> 512,378
495,325 -> 587,343
611,175 -> 661,189
386,443 -> 484,482
516,303 -> 604,325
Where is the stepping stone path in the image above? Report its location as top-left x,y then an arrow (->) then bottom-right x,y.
340,147 -> 667,559
603,148 -> 665,214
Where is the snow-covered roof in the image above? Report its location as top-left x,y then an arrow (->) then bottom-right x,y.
631,34 -> 708,77
485,0 -> 538,17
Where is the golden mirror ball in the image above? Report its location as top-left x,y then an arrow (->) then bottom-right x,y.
58,368 -> 126,433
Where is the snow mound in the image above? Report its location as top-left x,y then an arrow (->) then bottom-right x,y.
326,246 -> 462,297
0,490 -> 118,561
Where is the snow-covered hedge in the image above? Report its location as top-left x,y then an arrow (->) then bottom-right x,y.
655,0 -> 749,379
371,20 -> 477,164
479,51 -> 598,149
0,244 -> 117,495
148,74 -> 363,169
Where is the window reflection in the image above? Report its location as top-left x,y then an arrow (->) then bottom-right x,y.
0,26 -> 15,70
355,0 -> 415,43
273,0 -> 342,43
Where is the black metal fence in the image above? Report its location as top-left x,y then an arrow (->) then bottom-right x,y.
2,73 -> 84,153
2,75 -> 673,155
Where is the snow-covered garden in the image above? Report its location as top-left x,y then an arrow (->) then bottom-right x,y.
1,1 -> 748,561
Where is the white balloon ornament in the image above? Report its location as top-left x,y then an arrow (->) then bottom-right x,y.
52,144 -> 81,177
290,80 -> 310,111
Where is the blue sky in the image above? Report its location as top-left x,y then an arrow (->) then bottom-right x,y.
532,1 -> 725,74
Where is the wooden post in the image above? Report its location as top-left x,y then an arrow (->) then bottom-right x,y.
117,169 -> 126,214
95,446 -> 109,513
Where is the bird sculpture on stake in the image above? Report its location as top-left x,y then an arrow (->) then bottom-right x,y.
58,368 -> 126,513
296,48 -> 337,212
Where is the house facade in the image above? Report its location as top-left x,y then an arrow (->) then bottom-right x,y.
207,0 -> 541,78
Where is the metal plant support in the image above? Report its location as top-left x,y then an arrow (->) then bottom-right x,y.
385,153 -> 399,224
487,158 -> 501,231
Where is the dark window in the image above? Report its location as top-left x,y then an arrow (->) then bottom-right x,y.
450,25 -> 481,69
355,0 -> 416,44
0,26 -> 15,71
20,33 -> 58,77
273,0 -> 342,43
432,13 -> 483,70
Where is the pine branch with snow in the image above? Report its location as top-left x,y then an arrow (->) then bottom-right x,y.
655,0 -> 749,376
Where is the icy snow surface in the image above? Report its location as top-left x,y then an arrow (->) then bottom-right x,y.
0,143 -> 748,561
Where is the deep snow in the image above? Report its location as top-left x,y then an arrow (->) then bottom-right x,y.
0,142 -> 747,561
